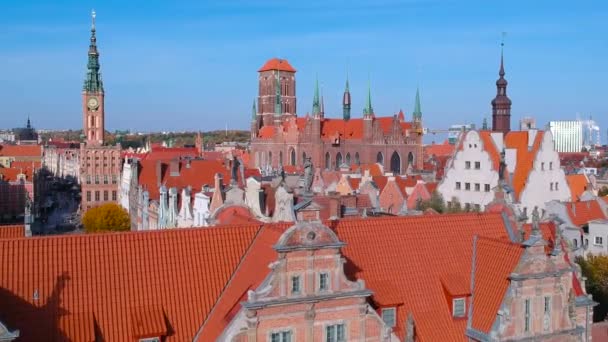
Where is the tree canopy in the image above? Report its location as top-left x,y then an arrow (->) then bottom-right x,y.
82,203 -> 130,233
599,186 -> 608,197
576,254 -> 608,321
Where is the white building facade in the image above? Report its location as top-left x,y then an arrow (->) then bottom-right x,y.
549,120 -> 583,152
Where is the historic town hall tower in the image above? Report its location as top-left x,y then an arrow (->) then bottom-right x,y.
79,10 -> 121,212
82,10 -> 104,145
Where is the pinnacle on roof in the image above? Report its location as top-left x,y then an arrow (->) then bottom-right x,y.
312,75 -> 320,116
364,78 -> 373,115
342,73 -> 352,121
251,99 -> 257,120
413,87 -> 422,119
320,84 -> 325,114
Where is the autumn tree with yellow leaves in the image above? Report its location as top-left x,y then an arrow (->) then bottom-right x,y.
82,203 -> 130,233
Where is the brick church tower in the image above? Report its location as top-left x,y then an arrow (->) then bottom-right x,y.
257,58 -> 296,127
82,10 -> 105,145
491,44 -> 512,133
79,10 -> 121,212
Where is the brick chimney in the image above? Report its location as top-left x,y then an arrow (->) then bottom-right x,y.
155,160 -> 162,187
169,159 -> 180,177
328,192 -> 341,219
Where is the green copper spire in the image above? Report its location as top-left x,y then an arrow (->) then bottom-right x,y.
252,99 -> 257,120
413,87 -> 422,120
482,117 -> 488,130
274,70 -> 282,115
312,75 -> 320,116
364,79 -> 373,116
83,9 -> 104,93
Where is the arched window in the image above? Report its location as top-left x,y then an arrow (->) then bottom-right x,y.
345,153 -> 351,165
407,152 -> 414,168
325,152 -> 331,170
279,151 -> 283,166
290,148 -> 296,166
336,153 -> 343,169
377,152 -> 384,165
355,152 -> 360,165
302,152 -> 307,164
390,151 -> 401,174
268,151 -> 272,166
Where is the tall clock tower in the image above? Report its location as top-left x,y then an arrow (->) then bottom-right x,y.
83,10 -> 104,146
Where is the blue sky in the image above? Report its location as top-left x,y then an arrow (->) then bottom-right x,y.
0,0 -> 606,142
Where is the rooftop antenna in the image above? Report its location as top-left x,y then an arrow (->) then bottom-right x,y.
91,9 -> 96,30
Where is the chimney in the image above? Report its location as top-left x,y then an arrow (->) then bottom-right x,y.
170,159 -> 180,177
571,202 -> 576,216
328,192 -> 341,219
155,160 -> 162,187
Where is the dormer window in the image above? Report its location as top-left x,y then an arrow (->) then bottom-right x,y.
381,307 -> 396,327
139,338 -> 160,342
291,275 -> 301,294
453,298 -> 466,317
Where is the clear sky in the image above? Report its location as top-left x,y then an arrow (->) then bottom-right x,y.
0,0 -> 606,142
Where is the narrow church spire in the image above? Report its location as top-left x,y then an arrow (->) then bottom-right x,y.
252,99 -> 257,120
320,84 -> 325,115
342,74 -> 351,121
312,75 -> 320,116
412,87 -> 422,121
491,33 -> 511,133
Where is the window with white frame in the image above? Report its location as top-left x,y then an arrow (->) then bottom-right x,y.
381,307 -> 396,327
544,296 -> 551,315
465,183 -> 471,191
326,323 -> 345,342
595,236 -> 603,245
465,161 -> 471,169
484,184 -> 490,192
319,272 -> 329,291
455,182 -> 461,190
474,161 -> 480,169
453,298 -> 466,317
474,183 -> 480,192
524,298 -> 531,332
270,330 -> 292,342
291,275 -> 301,294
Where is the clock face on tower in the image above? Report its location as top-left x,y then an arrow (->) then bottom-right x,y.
87,97 -> 99,110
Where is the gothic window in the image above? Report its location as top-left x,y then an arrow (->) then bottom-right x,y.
524,299 -> 531,332
279,151 -> 283,166
336,153 -> 342,169
390,151 -> 401,174
345,153 -> 351,165
268,151 -> 272,166
355,152 -> 360,166
289,148 -> 296,166
325,152 -> 331,170
407,152 -> 414,167
376,152 -> 384,165
302,152 -> 307,164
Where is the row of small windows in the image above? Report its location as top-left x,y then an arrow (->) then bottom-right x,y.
464,161 -> 481,170
540,162 -> 554,171
524,296 -> 552,332
291,272 -> 330,294
270,324 -> 344,342
549,182 -> 559,191
86,190 -> 117,202
85,175 -> 118,185
325,152 -> 360,170
456,182 -> 491,192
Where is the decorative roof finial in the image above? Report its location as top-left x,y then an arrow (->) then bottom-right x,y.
531,206 -> 541,235
91,9 -> 96,31
413,87 -> 422,120
499,32 -> 506,77
312,74 -> 320,116
252,99 -> 257,120
364,75 -> 373,116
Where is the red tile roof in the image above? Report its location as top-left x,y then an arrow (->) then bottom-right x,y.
334,212 -> 514,341
470,237 -> 523,332
479,131 -> 501,171
9,161 -> 41,169
143,146 -> 198,161
0,144 -> 42,157
0,225 -> 25,239
257,126 -> 276,139
424,141 -> 455,158
566,174 -> 589,201
504,131 -> 544,200
0,167 -> 33,182
258,58 -> 296,72
565,200 -> 607,226
0,225 -> 261,341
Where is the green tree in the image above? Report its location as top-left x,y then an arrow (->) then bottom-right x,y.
447,197 -> 463,213
576,254 -> 608,321
82,203 -> 130,233
418,191 -> 446,213
599,186 -> 608,197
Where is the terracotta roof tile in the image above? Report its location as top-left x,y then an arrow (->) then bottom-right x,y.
130,306 -> 167,338
0,225 -> 261,341
565,200 -> 607,226
0,225 -> 25,239
258,58 -> 296,72
0,167 -> 33,182
424,141 -> 455,158
470,237 -> 523,332
504,131 -> 544,200
566,174 -> 589,201
478,131 -> 501,171
0,145 -> 42,157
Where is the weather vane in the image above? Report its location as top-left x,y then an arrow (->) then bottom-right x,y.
91,9 -> 96,29
501,31 -> 507,47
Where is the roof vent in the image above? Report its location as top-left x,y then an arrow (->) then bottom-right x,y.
33,289 -> 39,301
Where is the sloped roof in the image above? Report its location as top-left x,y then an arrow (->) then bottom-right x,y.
0,225 -> 25,239
470,237 -> 523,332
258,58 -> 296,72
504,131 -> 544,200
424,141 -> 455,158
566,174 -> 589,201
565,200 -> 607,226
0,225 -> 261,341
0,144 -> 42,157
478,131 -> 501,171
0,167 -> 33,182
334,213 -> 513,341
